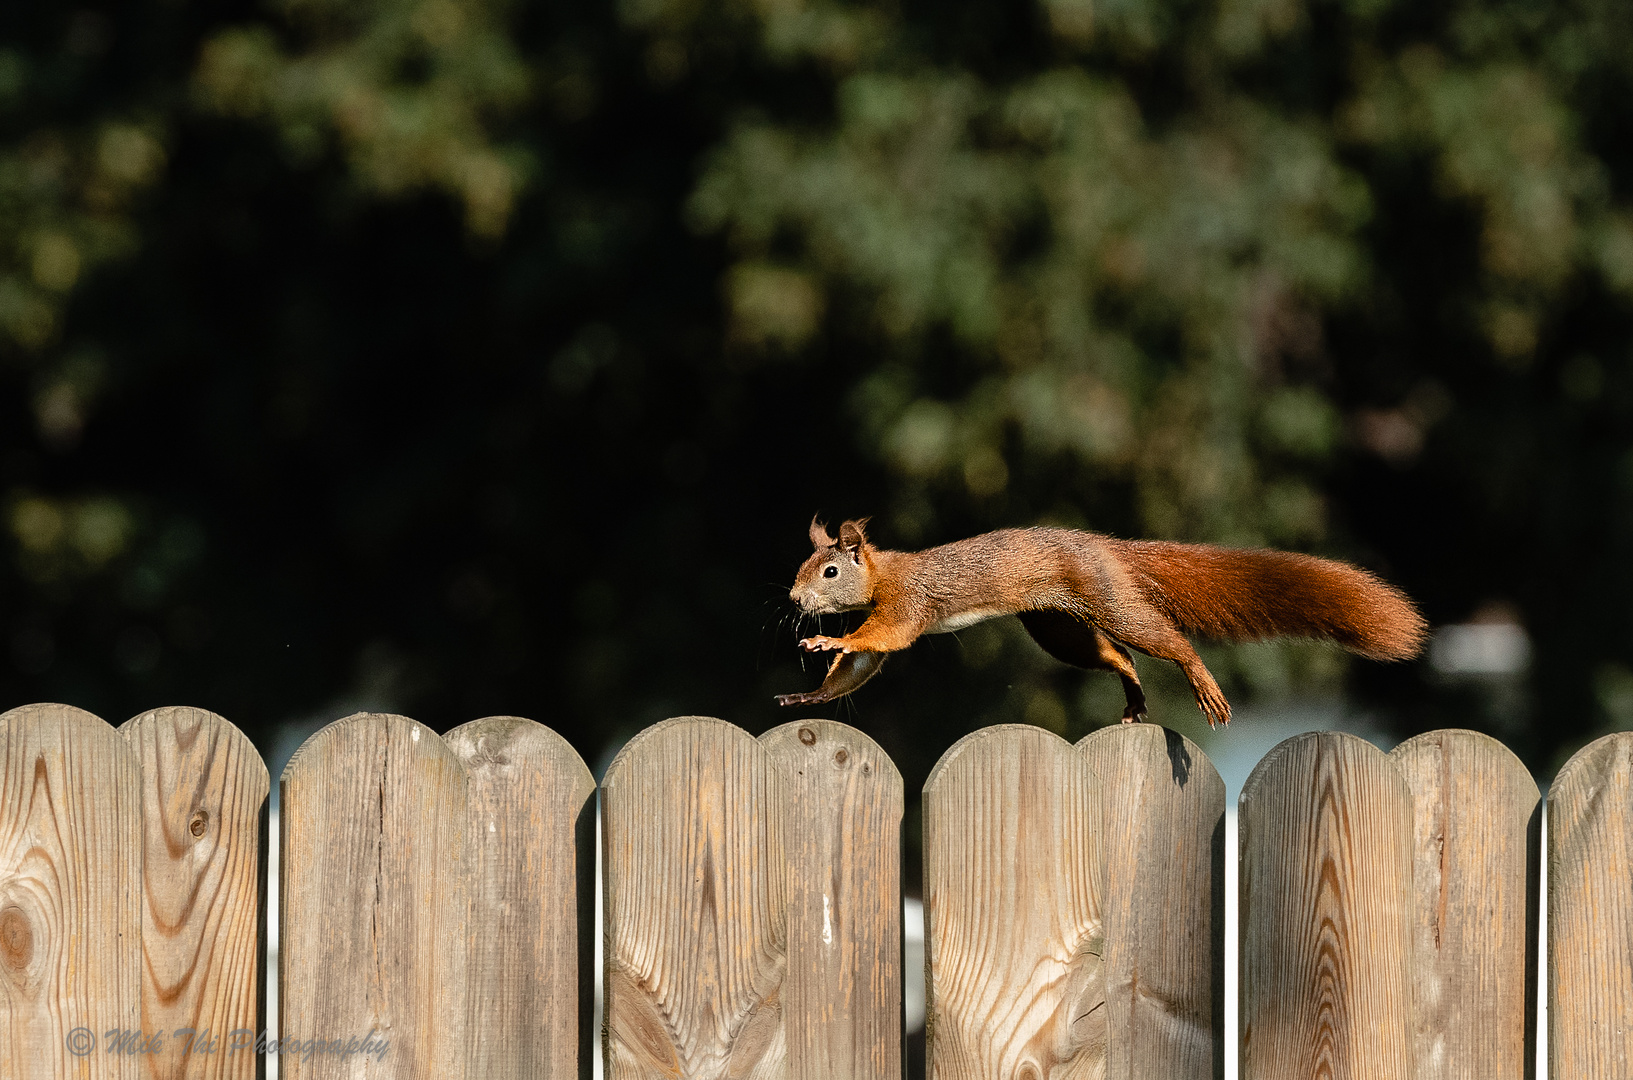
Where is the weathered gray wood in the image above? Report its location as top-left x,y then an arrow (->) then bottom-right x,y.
280,712 -> 468,1080
1548,730 -> 1633,1078
601,717 -> 788,1079
1079,724 -> 1224,1079
1389,729 -> 1538,1080
1238,731 -> 1413,1080
0,703 -> 141,1079
445,715 -> 594,1080
760,720 -> 903,1080
120,707 -> 269,1079
923,724 -> 1104,1080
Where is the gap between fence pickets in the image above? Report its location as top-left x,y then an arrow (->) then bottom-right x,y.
3,704 -> 1628,1079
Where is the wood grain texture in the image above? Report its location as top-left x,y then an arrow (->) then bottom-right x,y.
760,720 -> 903,1080
0,703 -> 141,1080
1548,730 -> 1633,1078
923,724 -> 1104,1080
1389,729 -> 1538,1080
601,717 -> 788,1080
1238,731 -> 1412,1080
119,707 -> 269,1080
280,712 -> 468,1080
1078,724 -> 1224,1080
445,715 -> 595,1080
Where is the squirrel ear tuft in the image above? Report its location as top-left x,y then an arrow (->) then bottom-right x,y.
838,518 -> 870,555
809,516 -> 835,550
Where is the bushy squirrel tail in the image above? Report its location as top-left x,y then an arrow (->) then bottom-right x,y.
1107,539 -> 1427,661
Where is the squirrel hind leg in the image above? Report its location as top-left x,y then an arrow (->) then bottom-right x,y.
1017,610 -> 1148,723
1095,637 -> 1147,723
1089,612 -> 1233,727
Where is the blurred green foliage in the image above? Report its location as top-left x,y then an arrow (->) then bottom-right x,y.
4,0 -> 1633,786
195,0 -> 531,234
681,0 -> 1633,551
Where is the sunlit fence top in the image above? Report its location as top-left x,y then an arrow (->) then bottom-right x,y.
0,702 -> 1627,1078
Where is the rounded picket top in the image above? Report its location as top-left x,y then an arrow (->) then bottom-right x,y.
119,704 -> 270,803
761,719 -> 904,1080
446,715 -> 595,1080
1550,727 -> 1633,803
0,704 -> 142,1068
280,712 -> 470,1080
445,713 -> 594,797
280,709 -> 461,784
1391,726 -> 1535,779
760,717 -> 902,789
1077,720 -> 1223,794
1238,730 -> 1413,1080
1078,724 -> 1225,1078
1,700 -> 130,749
1386,728 -> 1539,1078
118,707 -> 269,1077
924,721 -> 1083,792
600,714 -> 765,787
600,717 -> 788,1079
922,723 -> 1105,1080
1547,729 -> 1633,1077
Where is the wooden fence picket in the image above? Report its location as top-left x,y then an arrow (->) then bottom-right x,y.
1548,730 -> 1633,1078
1238,730 -> 1413,1080
0,704 -> 143,1080
279,712 -> 469,1080
445,715 -> 596,1080
1389,729 -> 1539,1080
760,719 -> 904,1080
1079,723 -> 1225,1079
922,724 -> 1104,1079
120,706 -> 269,1079
600,717 -> 789,1079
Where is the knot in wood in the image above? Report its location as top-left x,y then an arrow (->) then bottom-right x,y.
834,748 -> 849,767
798,727 -> 817,746
190,809 -> 209,838
0,906 -> 33,972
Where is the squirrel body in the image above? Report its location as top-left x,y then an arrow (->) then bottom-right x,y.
776,518 -> 1427,726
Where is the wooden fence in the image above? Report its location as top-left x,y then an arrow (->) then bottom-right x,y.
0,702 -> 1629,1078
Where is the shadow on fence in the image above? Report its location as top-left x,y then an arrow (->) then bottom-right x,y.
1,701 -> 1629,1077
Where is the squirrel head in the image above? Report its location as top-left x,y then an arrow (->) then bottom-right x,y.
790,516 -> 875,613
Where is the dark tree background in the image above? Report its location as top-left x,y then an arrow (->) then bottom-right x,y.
4,0 -> 1633,810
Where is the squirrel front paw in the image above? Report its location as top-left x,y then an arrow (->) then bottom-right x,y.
798,636 -> 849,653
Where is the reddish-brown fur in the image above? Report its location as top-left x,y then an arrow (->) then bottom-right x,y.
1105,540 -> 1424,661
777,520 -> 1426,726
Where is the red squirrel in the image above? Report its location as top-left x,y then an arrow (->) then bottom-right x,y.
774,517 -> 1426,726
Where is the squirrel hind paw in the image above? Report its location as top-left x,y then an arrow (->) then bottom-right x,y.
1195,690 -> 1231,728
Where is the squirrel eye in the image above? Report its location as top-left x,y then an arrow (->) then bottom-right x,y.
823,565 -> 839,578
